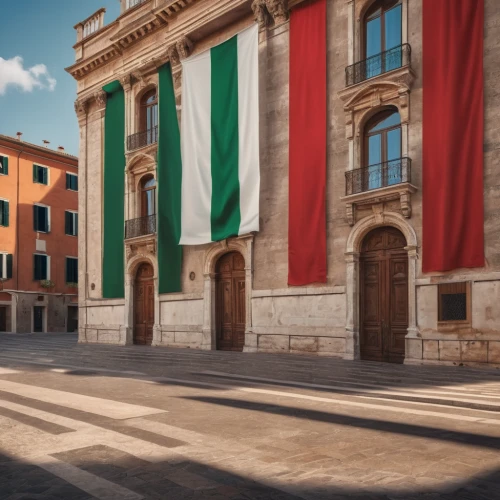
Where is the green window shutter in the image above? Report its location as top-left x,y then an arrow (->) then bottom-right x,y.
33,205 -> 39,231
41,256 -> 47,280
65,258 -> 70,283
66,173 -> 70,189
42,167 -> 48,185
33,165 -> 38,182
0,255 -> 3,278
4,157 -> 8,175
0,201 -> 3,226
34,255 -> 39,280
44,207 -> 49,232
75,214 -> 78,236
74,176 -> 78,191
4,202 -> 8,227
6,254 -> 12,279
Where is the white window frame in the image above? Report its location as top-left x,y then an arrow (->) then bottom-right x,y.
34,253 -> 50,281
66,172 -> 78,191
34,203 -> 51,233
33,163 -> 50,186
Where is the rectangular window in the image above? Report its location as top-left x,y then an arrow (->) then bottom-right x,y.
438,282 -> 470,323
65,211 -> 78,236
33,164 -> 48,185
33,205 -> 50,233
0,200 -> 9,227
66,173 -> 78,191
0,254 -> 13,279
0,155 -> 8,175
66,257 -> 78,284
34,254 -> 49,281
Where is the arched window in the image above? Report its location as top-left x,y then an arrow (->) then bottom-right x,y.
140,176 -> 156,217
364,108 -> 401,189
364,0 -> 402,78
140,89 -> 158,145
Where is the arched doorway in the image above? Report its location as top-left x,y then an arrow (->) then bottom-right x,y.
134,263 -> 154,345
360,226 -> 408,363
215,252 -> 245,351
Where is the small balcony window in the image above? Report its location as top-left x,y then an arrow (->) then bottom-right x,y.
127,89 -> 158,150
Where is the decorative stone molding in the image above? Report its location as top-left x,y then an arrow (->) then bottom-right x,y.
94,90 -> 107,108
167,43 -> 180,65
119,73 -> 133,90
341,182 -> 418,226
265,0 -> 289,25
176,36 -> 193,60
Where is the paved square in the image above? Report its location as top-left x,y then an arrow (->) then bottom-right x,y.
1,333 -> 500,499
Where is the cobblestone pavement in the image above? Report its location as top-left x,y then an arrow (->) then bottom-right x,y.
1,334 -> 500,499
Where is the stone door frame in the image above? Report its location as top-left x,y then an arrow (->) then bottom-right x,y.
345,212 -> 419,361
124,254 -> 160,346
202,235 -> 254,351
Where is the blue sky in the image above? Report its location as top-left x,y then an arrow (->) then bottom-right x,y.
0,0 -> 120,156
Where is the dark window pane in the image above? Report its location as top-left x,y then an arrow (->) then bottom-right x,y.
441,293 -> 467,321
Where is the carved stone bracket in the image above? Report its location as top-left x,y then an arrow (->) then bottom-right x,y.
94,90 -> 107,108
252,0 -> 271,28
119,73 -> 133,90
176,36 -> 193,60
346,203 -> 355,227
74,98 -> 89,118
168,43 -> 180,66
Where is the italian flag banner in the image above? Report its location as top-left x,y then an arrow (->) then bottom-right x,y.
180,24 -> 260,245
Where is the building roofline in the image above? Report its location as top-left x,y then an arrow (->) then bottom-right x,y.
0,135 -> 78,166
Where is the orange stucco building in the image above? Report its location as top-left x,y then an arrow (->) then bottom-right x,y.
0,134 -> 78,333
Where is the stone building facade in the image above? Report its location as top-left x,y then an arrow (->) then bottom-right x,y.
68,0 -> 500,367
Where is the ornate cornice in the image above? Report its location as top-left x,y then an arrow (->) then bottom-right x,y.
252,0 -> 289,27
176,36 -> 193,60
94,90 -> 107,108
74,98 -> 90,117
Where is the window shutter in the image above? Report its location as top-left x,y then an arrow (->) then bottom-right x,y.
41,255 -> 47,280
66,173 -> 70,189
74,176 -> 78,191
4,157 -> 8,175
0,255 -> 3,279
44,207 -> 49,232
43,167 -> 48,185
65,258 -> 70,283
75,214 -> 78,236
33,205 -> 39,231
34,255 -> 39,280
4,201 -> 8,227
6,254 -> 12,279
65,212 -> 70,235
33,165 -> 37,182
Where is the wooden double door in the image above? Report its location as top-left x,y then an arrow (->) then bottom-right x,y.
360,227 -> 408,363
134,263 -> 154,346
216,252 -> 246,352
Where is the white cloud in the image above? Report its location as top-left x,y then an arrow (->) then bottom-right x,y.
0,56 -> 57,95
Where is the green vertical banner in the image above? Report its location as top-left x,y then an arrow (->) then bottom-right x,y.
102,80 -> 125,298
158,63 -> 183,293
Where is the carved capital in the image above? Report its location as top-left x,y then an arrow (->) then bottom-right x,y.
265,0 -> 289,25
176,36 -> 193,60
252,0 -> 270,28
94,90 -> 107,108
74,98 -> 89,118
119,73 -> 133,90
167,43 -> 180,65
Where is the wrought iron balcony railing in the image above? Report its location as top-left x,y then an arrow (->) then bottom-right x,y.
345,44 -> 411,87
125,214 -> 156,240
345,157 -> 412,196
127,126 -> 158,151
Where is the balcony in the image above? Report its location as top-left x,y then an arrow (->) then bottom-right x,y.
342,158 -> 417,226
125,215 -> 156,240
346,158 -> 411,196
127,126 -> 158,151
346,44 -> 411,87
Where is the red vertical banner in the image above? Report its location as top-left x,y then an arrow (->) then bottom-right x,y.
423,0 -> 484,272
288,0 -> 327,285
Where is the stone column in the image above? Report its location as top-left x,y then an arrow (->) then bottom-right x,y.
122,271 -> 134,346
75,98 -> 89,342
344,251 -> 360,360
201,273 -> 216,350
404,245 -> 422,362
